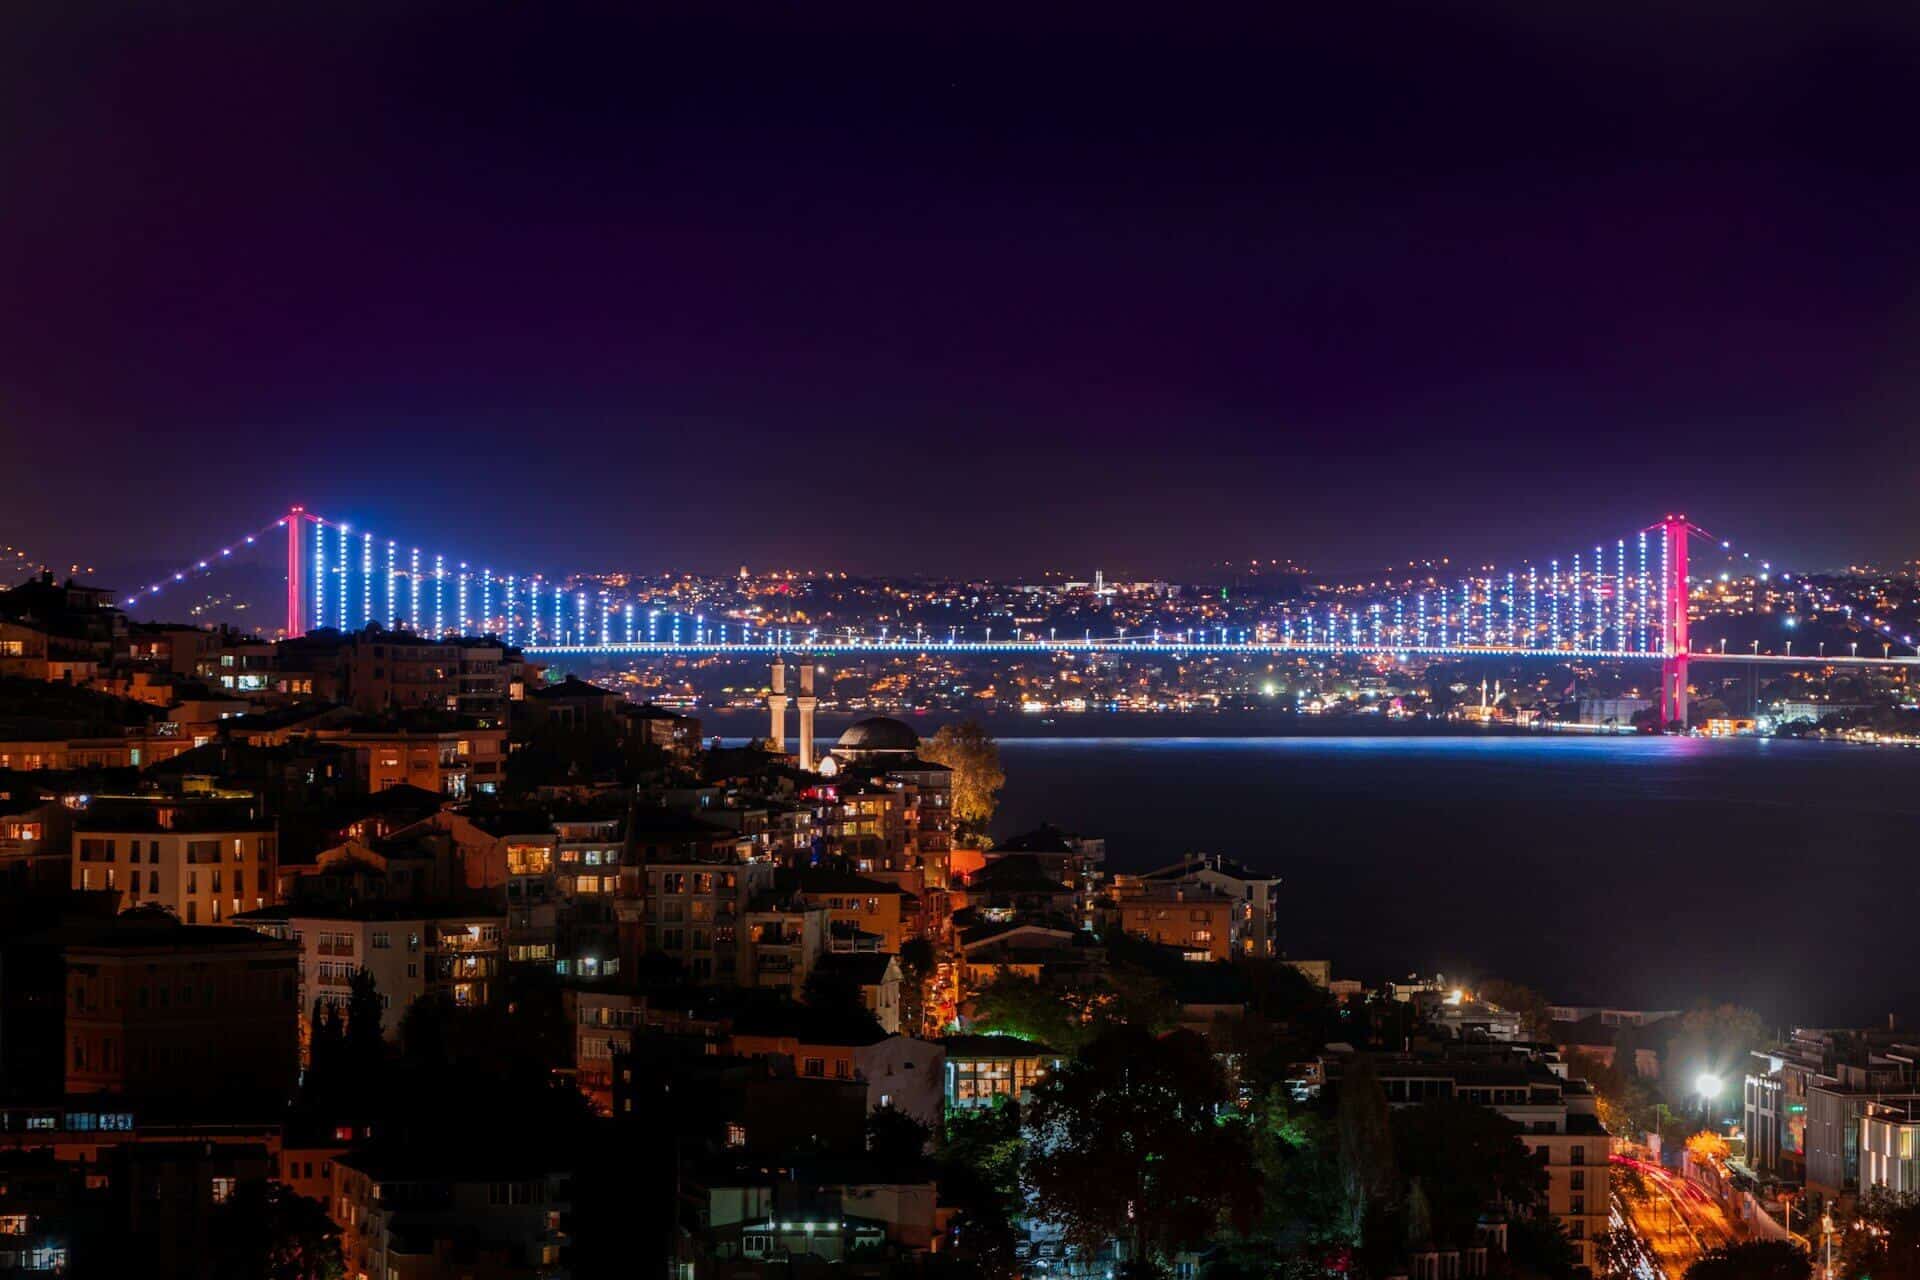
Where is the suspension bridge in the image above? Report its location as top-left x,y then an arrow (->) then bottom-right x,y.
120,509 -> 1920,728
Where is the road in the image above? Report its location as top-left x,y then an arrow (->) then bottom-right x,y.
1611,1154 -> 1743,1279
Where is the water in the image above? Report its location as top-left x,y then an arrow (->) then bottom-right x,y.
987,733 -> 1920,1028
705,711 -> 1920,1026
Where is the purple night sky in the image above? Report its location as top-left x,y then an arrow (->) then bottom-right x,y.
4,3 -> 1919,580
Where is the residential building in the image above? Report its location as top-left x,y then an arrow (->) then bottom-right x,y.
1139,853 -> 1281,957
1111,883 -> 1234,962
814,952 -> 904,1034
788,868 -> 918,955
940,1034 -> 1061,1110
725,1020 -> 946,1129
71,794 -> 277,924
0,797 -> 72,892
319,717 -> 508,797
334,1143 -> 571,1280
1367,1050 -> 1610,1270
743,900 -> 830,997
235,902 -> 504,1037
639,845 -> 775,983
1,910 -> 298,1109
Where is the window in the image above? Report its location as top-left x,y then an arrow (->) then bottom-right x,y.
726,1122 -> 747,1148
1570,1170 -> 1585,1190
1571,1195 -> 1585,1214
371,931 -> 391,949
1569,1145 -> 1585,1165
743,1234 -> 772,1257
803,1057 -> 826,1077
834,1059 -> 851,1080
210,1177 -> 236,1204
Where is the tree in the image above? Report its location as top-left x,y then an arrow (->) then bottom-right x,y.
1246,1089 -> 1354,1261
939,1101 -> 1025,1279
207,1180 -> 345,1280
899,936 -> 938,1036
1686,1130 -> 1731,1164
1390,1100 -> 1548,1246
803,964 -> 884,1037
867,1103 -> 932,1163
968,972 -> 1088,1050
1507,1213 -> 1581,1280
1837,1189 -> 1920,1280
1566,1048 -> 1657,1140
345,967 -> 385,1069
1334,1057 -> 1397,1255
921,721 -> 1005,832
1476,978 -> 1554,1040
1025,1026 -> 1261,1269
1098,957 -> 1181,1038
1684,1240 -> 1813,1280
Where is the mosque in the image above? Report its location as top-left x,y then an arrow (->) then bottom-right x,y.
763,658 -> 926,776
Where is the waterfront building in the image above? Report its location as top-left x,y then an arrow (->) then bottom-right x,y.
1138,852 -> 1282,957
1110,882 -> 1235,962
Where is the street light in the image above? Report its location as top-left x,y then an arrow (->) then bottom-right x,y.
1696,1072 -> 1722,1119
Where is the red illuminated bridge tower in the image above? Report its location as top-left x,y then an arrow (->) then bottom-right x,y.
285,506 -> 307,639
1656,513 -> 1703,732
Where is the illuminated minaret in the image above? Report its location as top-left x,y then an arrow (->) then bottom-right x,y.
797,661 -> 818,771
766,658 -> 789,754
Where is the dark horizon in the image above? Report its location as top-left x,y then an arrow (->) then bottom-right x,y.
6,3 -> 1920,580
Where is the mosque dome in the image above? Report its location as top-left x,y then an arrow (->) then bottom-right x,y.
834,716 -> 921,758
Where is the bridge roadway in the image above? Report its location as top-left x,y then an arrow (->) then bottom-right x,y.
519,639 -> 1920,666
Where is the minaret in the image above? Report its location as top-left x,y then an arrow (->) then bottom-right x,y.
797,662 -> 818,771
767,658 -> 789,754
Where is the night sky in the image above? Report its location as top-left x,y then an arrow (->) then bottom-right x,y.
4,2 -> 1919,581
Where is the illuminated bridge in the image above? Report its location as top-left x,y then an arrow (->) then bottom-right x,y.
124,510 -> 1920,727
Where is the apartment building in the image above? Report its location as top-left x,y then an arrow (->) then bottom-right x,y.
72,795 -> 277,924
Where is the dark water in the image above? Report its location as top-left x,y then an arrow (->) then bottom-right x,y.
985,733 -> 1920,1028
703,711 -> 1920,1026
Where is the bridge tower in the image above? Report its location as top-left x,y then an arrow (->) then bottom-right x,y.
1657,514 -> 1691,731
285,506 -> 306,638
